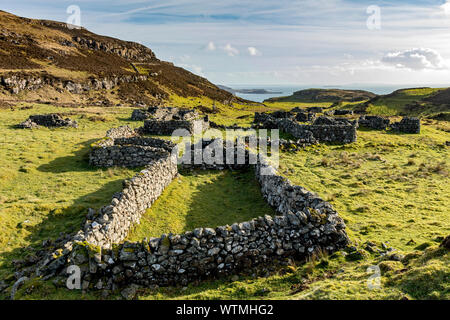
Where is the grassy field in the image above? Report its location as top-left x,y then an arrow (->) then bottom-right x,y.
127,168 -> 276,241
0,102 -> 449,300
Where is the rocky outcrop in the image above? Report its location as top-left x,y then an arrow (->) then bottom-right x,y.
0,73 -> 149,94
72,36 -> 157,63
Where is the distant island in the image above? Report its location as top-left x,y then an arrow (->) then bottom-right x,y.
264,88 -> 377,103
217,85 -> 283,95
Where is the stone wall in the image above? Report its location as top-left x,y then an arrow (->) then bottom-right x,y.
105,125 -> 137,139
333,110 -> 354,115
17,114 -> 78,129
358,115 -> 390,130
254,113 -> 357,144
295,112 -> 315,122
36,130 -> 349,292
89,127 -> 176,168
74,156 -> 178,249
132,107 -> 200,122
131,109 -> 151,121
277,119 -> 357,144
143,118 -> 209,135
390,117 -> 421,134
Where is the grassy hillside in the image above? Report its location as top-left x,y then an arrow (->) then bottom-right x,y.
333,88 -> 450,118
0,102 -> 448,300
263,87 -> 450,119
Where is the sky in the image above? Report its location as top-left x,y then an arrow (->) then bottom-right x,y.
3,0 -> 450,86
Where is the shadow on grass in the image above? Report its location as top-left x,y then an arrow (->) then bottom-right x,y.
183,167 -> 275,230
0,178 -> 125,281
128,167 -> 276,240
36,139 -> 97,173
2,166 -> 276,298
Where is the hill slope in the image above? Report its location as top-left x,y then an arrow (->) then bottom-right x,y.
0,10 -> 239,106
264,88 -> 377,103
353,87 -> 450,118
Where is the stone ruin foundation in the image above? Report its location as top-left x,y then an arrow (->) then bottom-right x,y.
34,126 -> 349,293
254,112 -> 357,144
17,114 -> 78,129
358,115 -> 390,130
390,117 -> 421,134
131,106 -> 210,135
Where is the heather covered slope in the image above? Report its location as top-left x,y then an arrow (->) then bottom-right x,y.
0,10 -> 239,106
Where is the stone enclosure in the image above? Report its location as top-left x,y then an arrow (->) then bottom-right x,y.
254,109 -> 420,140
358,115 -> 420,133
254,111 -> 357,144
37,125 -> 349,292
132,106 -> 210,135
89,126 -> 176,168
17,114 -> 78,129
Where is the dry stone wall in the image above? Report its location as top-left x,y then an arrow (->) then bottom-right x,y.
358,115 -> 390,130
37,129 -> 349,292
143,118 -> 209,135
89,126 -> 176,168
277,118 -> 357,144
390,117 -> 421,134
74,156 -> 178,249
254,113 -> 357,144
17,114 -> 78,129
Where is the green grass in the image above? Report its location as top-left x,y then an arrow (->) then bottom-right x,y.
0,104 -> 142,281
278,126 -> 449,251
365,88 -> 446,117
127,168 -> 276,241
0,102 -> 449,300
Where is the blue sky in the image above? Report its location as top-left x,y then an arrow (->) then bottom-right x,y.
3,0 -> 450,86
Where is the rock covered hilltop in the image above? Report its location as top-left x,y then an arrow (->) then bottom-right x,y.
0,10 -> 240,106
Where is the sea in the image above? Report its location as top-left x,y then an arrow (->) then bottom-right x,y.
229,84 -> 448,103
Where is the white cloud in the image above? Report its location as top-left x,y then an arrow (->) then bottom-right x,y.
176,63 -> 204,76
206,41 -> 216,51
381,48 -> 446,70
247,47 -> 262,56
222,43 -> 239,56
442,0 -> 450,16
